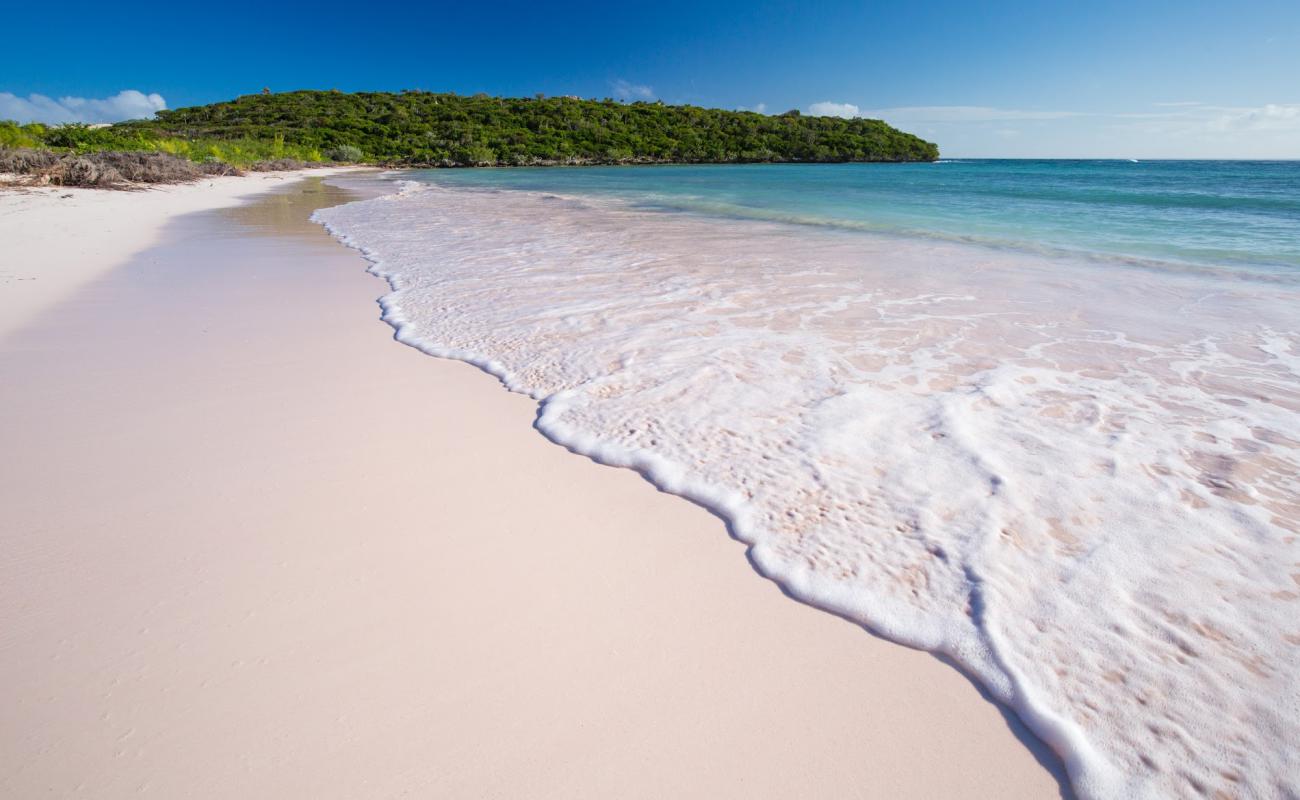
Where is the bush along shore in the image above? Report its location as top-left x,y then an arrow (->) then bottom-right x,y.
1,89 -> 939,187
0,148 -> 316,188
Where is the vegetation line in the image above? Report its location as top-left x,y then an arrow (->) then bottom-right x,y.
2,89 -> 938,186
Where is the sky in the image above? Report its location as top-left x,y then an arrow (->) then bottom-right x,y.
2,0 -> 1298,158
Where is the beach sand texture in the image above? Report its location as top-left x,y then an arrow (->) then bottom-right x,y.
0,176 -> 1063,798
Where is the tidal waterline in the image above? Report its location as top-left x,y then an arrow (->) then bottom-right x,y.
317,163 -> 1300,799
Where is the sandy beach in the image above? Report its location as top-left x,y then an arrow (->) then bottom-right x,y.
0,174 -> 1065,798
0,170 -> 357,342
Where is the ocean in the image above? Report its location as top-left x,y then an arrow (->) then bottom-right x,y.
419,159 -> 1300,276
315,161 -> 1300,799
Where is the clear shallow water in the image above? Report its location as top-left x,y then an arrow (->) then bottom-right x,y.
423,160 -> 1300,276
316,163 -> 1300,799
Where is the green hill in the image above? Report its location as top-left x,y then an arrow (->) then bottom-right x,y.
113,90 -> 937,166
2,90 -> 939,173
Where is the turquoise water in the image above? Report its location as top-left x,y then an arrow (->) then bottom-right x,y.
413,160 -> 1300,275
322,162 -> 1300,798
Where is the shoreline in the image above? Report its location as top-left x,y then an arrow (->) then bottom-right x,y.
0,166 -> 362,341
0,174 -> 1064,797
316,168 -> 1300,798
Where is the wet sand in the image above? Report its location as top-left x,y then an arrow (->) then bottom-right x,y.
0,176 -> 1066,798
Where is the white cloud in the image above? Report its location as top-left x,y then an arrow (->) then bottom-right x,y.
1211,103 -> 1300,131
863,102 -> 1300,158
809,102 -> 1070,121
859,105 -> 1081,122
0,89 -> 167,124
610,79 -> 654,101
807,101 -> 860,118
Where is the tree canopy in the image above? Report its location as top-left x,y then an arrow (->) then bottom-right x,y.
115,90 -> 938,166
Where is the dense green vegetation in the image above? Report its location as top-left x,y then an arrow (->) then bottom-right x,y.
1,119 -> 323,168
126,91 -> 938,164
2,90 -> 938,172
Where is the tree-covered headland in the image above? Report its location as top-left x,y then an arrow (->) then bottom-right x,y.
2,90 -> 938,184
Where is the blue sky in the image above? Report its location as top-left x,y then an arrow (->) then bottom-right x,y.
2,0 -> 1298,157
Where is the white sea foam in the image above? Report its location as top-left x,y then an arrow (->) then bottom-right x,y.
315,181 -> 1300,799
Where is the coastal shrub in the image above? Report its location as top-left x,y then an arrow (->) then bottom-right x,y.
41,123 -> 146,152
325,144 -> 364,162
51,157 -> 124,187
156,138 -> 192,158
0,121 -> 47,149
0,147 -> 60,173
83,151 -> 203,183
248,158 -> 314,171
0,147 -> 234,187
4,122 -> 326,169
198,160 -> 244,176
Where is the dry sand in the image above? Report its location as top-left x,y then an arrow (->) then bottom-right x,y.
0,175 -> 1068,798
0,169 -> 354,341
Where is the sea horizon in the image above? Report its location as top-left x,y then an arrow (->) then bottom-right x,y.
409,160 -> 1300,276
